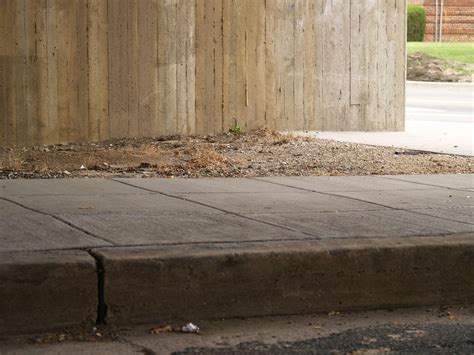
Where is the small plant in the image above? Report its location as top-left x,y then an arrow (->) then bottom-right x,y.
229,118 -> 242,134
407,4 -> 426,42
229,126 -> 242,134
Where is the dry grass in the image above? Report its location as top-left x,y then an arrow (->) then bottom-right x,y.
188,144 -> 234,169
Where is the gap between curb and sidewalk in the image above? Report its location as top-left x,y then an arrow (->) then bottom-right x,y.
1,233 -> 473,335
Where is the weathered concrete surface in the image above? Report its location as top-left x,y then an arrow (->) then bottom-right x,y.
0,0 -> 405,147
115,176 -> 473,240
1,175 -> 472,249
0,251 -> 97,334
0,200 -> 111,252
409,207 -> 474,224
2,192 -> 213,216
332,188 -> 471,210
246,209 -> 472,238
0,174 -> 473,334
0,178 -> 145,196
173,192 -> 377,214
94,234 -> 474,325
113,177 -> 299,194
2,176 -> 471,250
64,213 -> 306,246
382,174 -> 474,190
255,175 -> 446,192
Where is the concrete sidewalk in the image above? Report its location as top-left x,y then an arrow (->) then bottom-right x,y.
1,174 -> 473,334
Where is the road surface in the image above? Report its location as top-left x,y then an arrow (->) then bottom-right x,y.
407,82 -> 473,123
1,306 -> 473,354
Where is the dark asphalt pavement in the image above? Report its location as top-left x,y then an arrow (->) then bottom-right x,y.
176,323 -> 474,354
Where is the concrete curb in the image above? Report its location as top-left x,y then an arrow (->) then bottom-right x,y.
1,234 -> 473,334
95,234 -> 474,325
0,250 -> 97,335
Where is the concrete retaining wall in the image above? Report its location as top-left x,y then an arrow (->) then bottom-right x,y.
0,0 -> 406,147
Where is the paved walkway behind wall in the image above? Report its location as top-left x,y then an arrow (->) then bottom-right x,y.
306,82 -> 474,156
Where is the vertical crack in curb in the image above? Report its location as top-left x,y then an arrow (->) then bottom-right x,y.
88,250 -> 108,325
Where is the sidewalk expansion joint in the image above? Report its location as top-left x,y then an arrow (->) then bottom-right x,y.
87,249 -> 108,325
379,176 -> 473,192
0,196 -> 117,245
248,178 -> 474,226
109,178 -> 320,238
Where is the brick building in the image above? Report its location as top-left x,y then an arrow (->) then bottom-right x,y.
409,0 -> 474,41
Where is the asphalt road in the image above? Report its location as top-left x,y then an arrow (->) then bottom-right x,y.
2,306 -> 473,354
406,82 -> 473,123
178,324 -> 474,354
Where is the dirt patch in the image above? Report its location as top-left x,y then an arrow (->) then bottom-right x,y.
0,130 -> 472,179
407,53 -> 473,82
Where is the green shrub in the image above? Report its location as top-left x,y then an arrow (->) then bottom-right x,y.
407,4 -> 426,42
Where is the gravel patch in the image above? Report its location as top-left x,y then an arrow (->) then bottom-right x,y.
0,130 -> 471,179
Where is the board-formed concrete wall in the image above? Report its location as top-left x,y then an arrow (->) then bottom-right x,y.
0,0 -> 406,147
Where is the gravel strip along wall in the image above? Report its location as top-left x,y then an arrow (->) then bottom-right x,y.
0,0 -> 406,147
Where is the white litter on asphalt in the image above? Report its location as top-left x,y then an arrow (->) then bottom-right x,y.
181,323 -> 200,334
